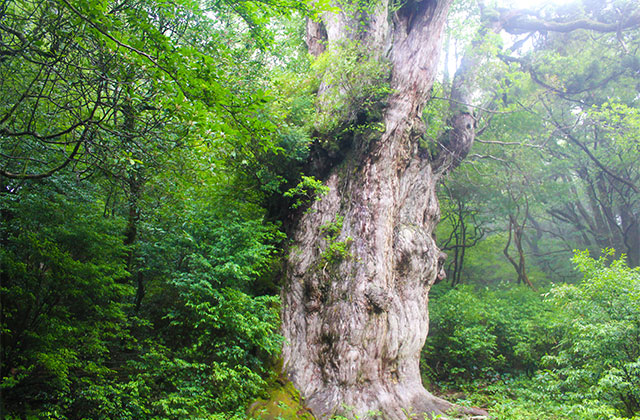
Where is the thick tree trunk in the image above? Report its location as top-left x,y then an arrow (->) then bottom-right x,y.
282,1 -> 481,419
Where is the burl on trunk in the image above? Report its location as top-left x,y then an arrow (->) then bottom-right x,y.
282,0 -> 478,418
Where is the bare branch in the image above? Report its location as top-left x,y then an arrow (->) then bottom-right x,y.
0,128 -> 85,179
467,153 -> 509,163
476,138 -> 543,148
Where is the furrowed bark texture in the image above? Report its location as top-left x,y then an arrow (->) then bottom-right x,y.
283,1 -> 478,419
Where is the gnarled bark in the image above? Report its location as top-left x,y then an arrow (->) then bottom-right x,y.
282,1 -> 482,419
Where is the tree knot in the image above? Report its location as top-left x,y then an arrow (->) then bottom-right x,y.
365,285 -> 392,313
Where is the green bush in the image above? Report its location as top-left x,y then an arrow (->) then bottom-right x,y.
121,199 -> 285,419
425,250 -> 640,419
422,283 -> 556,385
0,177 -> 131,418
0,175 -> 284,419
537,250 -> 640,418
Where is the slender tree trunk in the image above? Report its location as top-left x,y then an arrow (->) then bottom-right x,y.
504,212 -> 534,289
282,1 -> 482,418
120,84 -> 146,312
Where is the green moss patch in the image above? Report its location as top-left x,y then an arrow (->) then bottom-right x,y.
247,380 -> 316,420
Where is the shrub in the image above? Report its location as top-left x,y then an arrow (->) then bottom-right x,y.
538,250 -> 640,418
425,250 -> 640,419
422,283 -> 558,385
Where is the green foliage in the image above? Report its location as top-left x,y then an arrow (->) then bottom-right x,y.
0,176 -> 131,417
588,102 -> 640,159
426,251 -> 640,419
335,0 -> 384,31
0,0 -> 300,183
423,283 -> 555,385
437,0 -> 640,287
5,0 -> 640,419
284,176 -> 330,209
312,40 -> 391,139
318,216 -> 353,266
320,238 -> 354,266
0,0 -> 308,417
537,250 -> 640,418
0,162 -> 286,420
114,168 -> 286,418
320,216 -> 345,238
460,376 -> 624,420
422,83 -> 450,152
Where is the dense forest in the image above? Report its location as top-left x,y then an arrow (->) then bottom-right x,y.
1,0 -> 639,419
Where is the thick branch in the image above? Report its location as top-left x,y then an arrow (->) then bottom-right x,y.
501,10 -> 640,34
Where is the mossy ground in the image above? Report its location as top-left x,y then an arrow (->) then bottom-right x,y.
247,380 -> 315,420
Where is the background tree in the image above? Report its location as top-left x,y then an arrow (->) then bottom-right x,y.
436,0 -> 640,288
